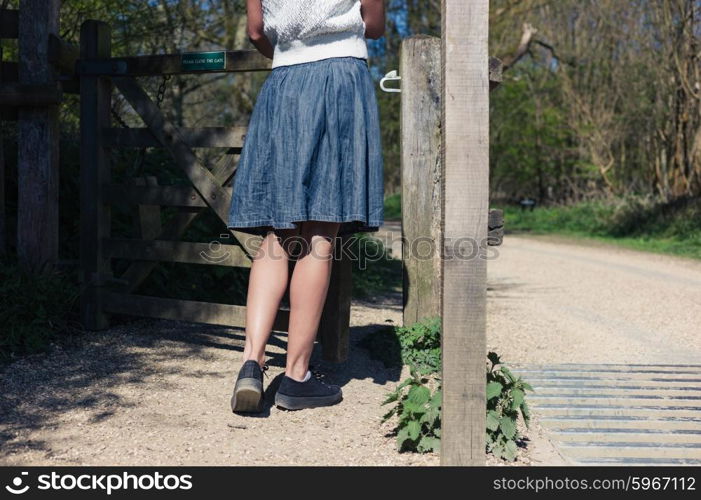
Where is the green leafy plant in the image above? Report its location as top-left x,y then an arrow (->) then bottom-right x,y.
359,316 -> 441,373
394,317 -> 441,374
373,318 -> 533,460
485,351 -> 533,461
381,368 -> 441,453
0,255 -> 82,361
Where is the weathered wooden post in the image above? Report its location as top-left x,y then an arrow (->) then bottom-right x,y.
401,36 -> 442,326
441,0 -> 490,465
318,235 -> 353,362
17,0 -> 61,270
0,47 -> 5,256
401,40 -> 502,328
79,20 -> 112,330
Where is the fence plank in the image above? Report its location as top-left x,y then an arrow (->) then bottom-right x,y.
441,0 -> 490,465
77,50 -> 271,77
48,33 -> 79,75
401,35 -> 442,326
104,238 -> 251,268
79,20 -> 112,329
0,47 -> 5,256
104,184 -> 219,208
102,126 -> 247,149
113,77 -> 231,219
133,176 -> 162,240
17,0 -> 61,271
0,82 -> 62,106
101,291 -> 289,332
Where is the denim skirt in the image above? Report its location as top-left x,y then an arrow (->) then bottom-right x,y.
227,56 -> 384,237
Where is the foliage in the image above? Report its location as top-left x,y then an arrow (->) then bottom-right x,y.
485,351 -> 533,461
350,233 -> 402,299
359,316 -> 441,374
381,368 -> 441,453
0,256 -> 82,361
488,0 -> 701,202
501,195 -> 701,260
374,318 -> 532,460
383,193 -> 401,221
394,317 -> 441,374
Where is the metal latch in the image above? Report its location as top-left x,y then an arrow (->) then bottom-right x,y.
380,70 -> 401,93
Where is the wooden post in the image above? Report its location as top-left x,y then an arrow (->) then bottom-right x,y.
17,0 -> 60,271
79,20 -> 112,330
440,0 -> 490,465
401,36 -> 442,326
0,46 -> 5,256
317,234 -> 353,362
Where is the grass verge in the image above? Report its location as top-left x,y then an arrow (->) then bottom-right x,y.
501,196 -> 701,260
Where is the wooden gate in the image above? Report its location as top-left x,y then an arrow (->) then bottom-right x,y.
77,20 -> 351,362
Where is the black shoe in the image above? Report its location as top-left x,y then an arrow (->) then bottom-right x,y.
231,360 -> 268,413
274,370 -> 343,410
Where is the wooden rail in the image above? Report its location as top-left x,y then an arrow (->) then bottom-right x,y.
101,291 -> 290,332
0,82 -> 62,106
77,50 -> 271,76
102,126 -> 247,149
48,33 -> 80,75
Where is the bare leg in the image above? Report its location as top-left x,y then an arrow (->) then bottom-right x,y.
285,221 -> 341,380
242,227 -> 299,366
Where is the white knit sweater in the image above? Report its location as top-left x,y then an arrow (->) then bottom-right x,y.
262,0 -> 368,68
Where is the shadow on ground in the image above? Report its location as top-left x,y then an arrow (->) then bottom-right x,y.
0,313 -> 402,459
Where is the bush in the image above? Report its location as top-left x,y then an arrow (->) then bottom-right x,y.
0,256 -> 82,361
501,196 -> 701,259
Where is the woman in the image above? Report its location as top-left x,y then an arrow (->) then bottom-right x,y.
227,0 -> 385,412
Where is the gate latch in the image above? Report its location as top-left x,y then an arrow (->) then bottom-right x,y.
380,70 -> 401,93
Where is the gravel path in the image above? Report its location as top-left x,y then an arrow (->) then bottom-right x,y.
6,233 -> 686,466
487,234 -> 701,466
487,234 -> 701,365
0,293 -> 438,466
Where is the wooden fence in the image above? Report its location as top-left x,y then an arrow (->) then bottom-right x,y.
3,1 -> 500,464
76,20 -> 352,362
0,1 -> 73,266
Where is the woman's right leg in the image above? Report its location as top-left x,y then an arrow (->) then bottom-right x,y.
242,227 -> 299,366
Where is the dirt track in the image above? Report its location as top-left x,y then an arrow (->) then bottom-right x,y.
0,292 -> 441,466
4,234 -> 695,466
487,234 -> 701,365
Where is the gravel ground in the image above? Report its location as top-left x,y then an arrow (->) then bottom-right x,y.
0,292 -> 439,466
487,234 -> 701,365
6,232 -> 678,466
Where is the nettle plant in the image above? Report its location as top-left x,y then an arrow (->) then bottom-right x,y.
381,368 -> 441,453
395,316 -> 441,374
486,351 -> 533,461
376,317 -> 533,460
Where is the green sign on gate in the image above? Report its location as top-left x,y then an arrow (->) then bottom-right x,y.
181,51 -> 227,72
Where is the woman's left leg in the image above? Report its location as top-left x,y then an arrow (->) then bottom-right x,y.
285,221 -> 341,381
